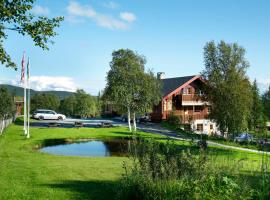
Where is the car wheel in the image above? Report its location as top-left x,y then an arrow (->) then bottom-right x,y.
39,116 -> 44,120
58,116 -> 63,121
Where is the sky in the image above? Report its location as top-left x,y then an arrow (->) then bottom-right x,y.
0,0 -> 270,95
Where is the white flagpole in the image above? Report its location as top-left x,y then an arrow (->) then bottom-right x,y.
24,80 -> 27,135
27,58 -> 30,139
21,52 -> 27,136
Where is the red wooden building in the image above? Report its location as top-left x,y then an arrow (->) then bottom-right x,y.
151,74 -> 218,135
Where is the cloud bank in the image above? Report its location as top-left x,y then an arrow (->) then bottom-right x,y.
66,1 -> 136,30
29,76 -> 77,92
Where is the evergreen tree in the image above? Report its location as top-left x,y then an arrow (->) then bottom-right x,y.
262,86 -> 270,120
250,80 -> 266,130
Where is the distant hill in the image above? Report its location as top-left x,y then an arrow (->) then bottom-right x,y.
0,84 -> 74,100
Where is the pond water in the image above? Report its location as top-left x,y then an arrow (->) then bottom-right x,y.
40,139 -> 129,157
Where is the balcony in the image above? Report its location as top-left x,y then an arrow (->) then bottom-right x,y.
181,94 -> 205,106
164,110 -> 208,123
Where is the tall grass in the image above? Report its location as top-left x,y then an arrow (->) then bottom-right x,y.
117,137 -> 256,200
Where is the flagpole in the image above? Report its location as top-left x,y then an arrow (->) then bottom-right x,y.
21,52 -> 27,135
27,58 -> 30,139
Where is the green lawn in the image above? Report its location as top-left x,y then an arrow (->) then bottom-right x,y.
0,124 -> 269,199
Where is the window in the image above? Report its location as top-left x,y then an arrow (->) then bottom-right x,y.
195,106 -> 202,112
187,88 -> 192,94
197,124 -> 203,132
210,124 -> 213,130
207,107 -> 211,113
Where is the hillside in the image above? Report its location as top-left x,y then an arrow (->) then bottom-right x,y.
0,84 -> 74,99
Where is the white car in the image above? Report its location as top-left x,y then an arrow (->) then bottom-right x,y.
33,109 -> 66,120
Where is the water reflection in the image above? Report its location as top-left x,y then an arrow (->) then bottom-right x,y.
40,139 -> 129,157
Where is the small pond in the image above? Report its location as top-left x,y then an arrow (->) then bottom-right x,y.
40,139 -> 129,157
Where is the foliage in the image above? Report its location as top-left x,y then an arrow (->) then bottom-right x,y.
202,41 -> 253,135
0,87 -> 15,119
59,90 -> 99,118
167,114 -> 181,126
73,90 -> 98,118
262,86 -> 270,120
0,0 -> 64,69
117,138 -> 254,200
104,49 -> 162,131
249,80 -> 266,131
31,93 -> 60,112
59,95 -> 77,117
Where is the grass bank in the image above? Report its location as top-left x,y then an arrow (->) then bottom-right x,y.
0,124 -> 269,199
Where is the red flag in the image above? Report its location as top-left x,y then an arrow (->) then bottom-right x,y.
21,52 -> 25,84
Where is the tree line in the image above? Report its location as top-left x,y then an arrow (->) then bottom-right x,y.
30,89 -> 100,118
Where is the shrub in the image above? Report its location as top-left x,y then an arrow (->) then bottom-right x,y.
167,114 -> 181,126
117,137 -> 254,200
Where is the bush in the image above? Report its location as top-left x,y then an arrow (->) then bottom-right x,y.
117,137 -> 254,200
0,87 -> 15,119
167,114 -> 181,126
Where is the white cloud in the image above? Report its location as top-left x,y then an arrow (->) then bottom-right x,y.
120,12 -> 136,23
32,5 -> 50,16
103,1 -> 119,9
67,1 -> 96,17
257,78 -> 270,93
30,76 -> 77,92
66,1 -> 135,30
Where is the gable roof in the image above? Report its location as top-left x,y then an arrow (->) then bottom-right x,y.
161,75 -> 197,96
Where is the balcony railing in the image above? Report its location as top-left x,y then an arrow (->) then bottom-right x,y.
164,111 -> 207,123
181,94 -> 202,102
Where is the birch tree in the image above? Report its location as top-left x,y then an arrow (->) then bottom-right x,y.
0,0 -> 63,69
202,41 -> 253,136
105,49 -> 161,131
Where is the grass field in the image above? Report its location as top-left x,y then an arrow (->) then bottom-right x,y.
0,124 -> 269,199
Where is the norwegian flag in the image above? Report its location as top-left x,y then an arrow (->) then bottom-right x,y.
21,52 -> 25,84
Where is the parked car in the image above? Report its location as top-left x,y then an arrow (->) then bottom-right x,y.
234,133 -> 253,143
121,113 -> 151,123
32,109 -> 66,120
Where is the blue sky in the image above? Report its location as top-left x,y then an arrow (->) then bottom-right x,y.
1,0 -> 270,95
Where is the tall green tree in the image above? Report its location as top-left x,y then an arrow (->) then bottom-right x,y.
202,41 -> 253,136
0,87 -> 15,134
0,0 -> 63,69
0,87 -> 15,119
249,80 -> 266,131
59,90 -> 99,118
73,90 -> 97,118
59,95 -> 77,117
262,86 -> 270,120
105,49 -> 162,131
31,93 -> 60,112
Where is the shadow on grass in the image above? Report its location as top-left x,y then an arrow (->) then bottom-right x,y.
43,180 -> 118,200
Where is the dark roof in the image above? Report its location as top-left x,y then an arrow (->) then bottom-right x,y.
161,75 -> 196,96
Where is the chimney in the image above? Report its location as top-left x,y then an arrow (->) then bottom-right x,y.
157,72 -> 165,79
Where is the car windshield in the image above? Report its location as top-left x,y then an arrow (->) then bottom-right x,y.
239,133 -> 250,138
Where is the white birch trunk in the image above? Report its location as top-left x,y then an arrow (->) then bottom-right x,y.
0,119 -> 4,135
133,112 -> 137,132
127,107 -> 132,132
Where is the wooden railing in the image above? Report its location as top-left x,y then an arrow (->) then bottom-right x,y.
181,94 -> 202,102
164,111 -> 207,123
